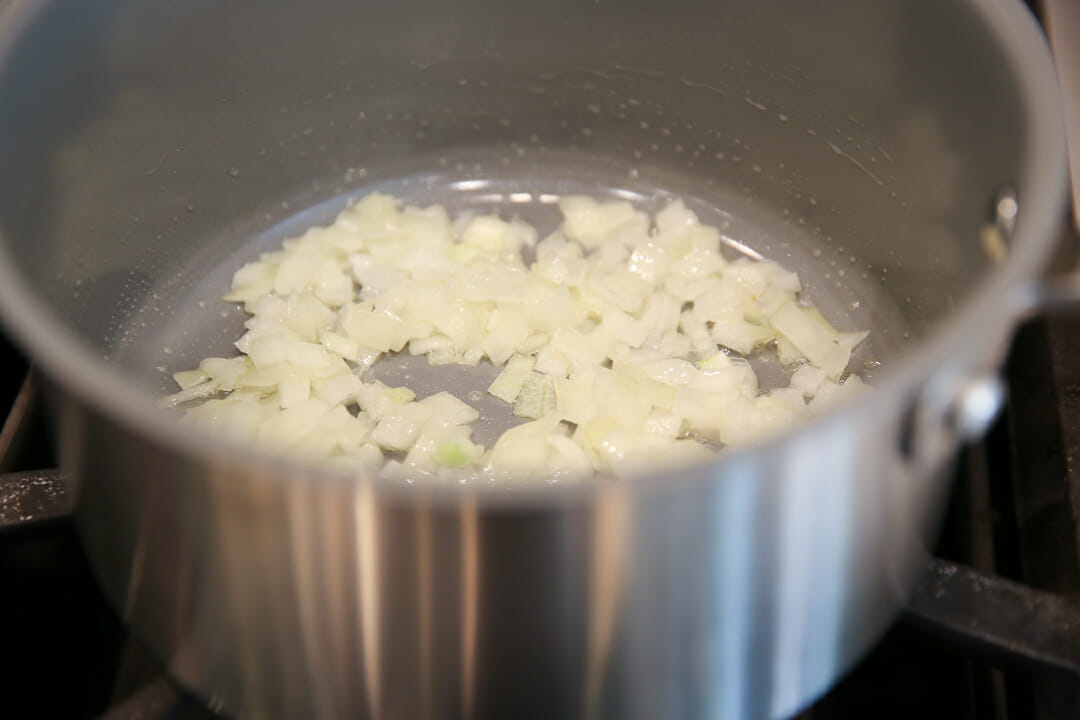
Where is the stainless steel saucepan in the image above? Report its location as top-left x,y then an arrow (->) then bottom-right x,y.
0,1 -> 1067,718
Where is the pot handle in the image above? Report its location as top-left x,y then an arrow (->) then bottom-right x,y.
1017,0 -> 1080,313
1045,0 -> 1080,231
909,182 -> 1080,468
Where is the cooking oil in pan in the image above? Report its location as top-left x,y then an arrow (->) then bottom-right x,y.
122,154 -> 900,470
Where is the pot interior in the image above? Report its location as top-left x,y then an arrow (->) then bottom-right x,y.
0,0 -> 1039,418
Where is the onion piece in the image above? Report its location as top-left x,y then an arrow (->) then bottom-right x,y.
488,354 -> 537,404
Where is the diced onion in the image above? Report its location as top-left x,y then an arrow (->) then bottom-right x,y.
164,193 -> 869,482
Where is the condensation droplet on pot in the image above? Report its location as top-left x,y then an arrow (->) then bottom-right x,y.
715,152 -> 726,160
228,167 -> 240,178
812,248 -> 822,258
660,127 -> 672,137
155,364 -> 168,374
628,168 -> 640,180
162,345 -> 174,355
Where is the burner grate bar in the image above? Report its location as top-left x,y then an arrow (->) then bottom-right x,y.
0,469 -> 71,537
906,558 -> 1080,681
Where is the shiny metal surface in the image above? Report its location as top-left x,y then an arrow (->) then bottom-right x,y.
64,386 -> 944,720
0,0 -> 1068,718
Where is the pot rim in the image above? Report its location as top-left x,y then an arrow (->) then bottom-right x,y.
0,0 -> 1067,504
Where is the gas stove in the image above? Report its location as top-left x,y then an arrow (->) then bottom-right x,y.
2,306 -> 1080,719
